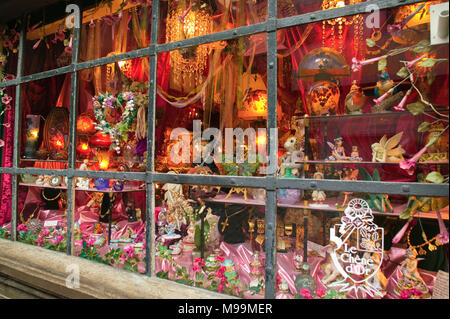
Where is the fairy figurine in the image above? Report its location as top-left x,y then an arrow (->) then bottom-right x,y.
327,137 -> 348,161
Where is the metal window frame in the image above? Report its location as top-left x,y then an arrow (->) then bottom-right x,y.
0,0 -> 447,299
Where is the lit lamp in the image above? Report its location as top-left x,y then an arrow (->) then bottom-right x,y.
24,114 -> 41,158
238,73 -> 282,121
298,47 -> 350,116
94,150 -> 111,190
77,141 -> 91,158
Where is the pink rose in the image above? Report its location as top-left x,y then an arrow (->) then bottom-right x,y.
400,290 -> 411,299
17,224 -> 27,232
316,289 -> 326,298
218,284 -> 225,293
193,264 -> 200,272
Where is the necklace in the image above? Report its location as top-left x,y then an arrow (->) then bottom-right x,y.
220,207 -> 247,232
19,204 -> 39,225
41,189 -> 61,201
407,222 -> 441,256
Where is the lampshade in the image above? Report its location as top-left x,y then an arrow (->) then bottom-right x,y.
298,47 -> 350,81
238,90 -> 282,121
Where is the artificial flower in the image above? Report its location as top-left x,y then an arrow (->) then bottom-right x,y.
436,210 -> 449,245
17,224 -> 27,232
32,38 -> 42,50
351,56 -> 385,72
218,284 -> 225,293
406,54 -> 427,70
316,289 -> 326,298
399,146 -> 428,175
393,88 -> 412,111
1,95 -> 12,105
300,288 -> 313,299
54,234 -> 65,245
373,88 -> 393,105
400,290 -> 411,299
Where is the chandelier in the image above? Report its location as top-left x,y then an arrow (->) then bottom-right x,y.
321,0 -> 364,57
166,0 -> 213,90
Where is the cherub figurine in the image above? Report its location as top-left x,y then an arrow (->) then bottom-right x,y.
349,145 -> 363,161
327,137 -> 349,161
278,135 -> 304,176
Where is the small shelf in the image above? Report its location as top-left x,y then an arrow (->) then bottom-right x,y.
19,182 -> 145,193
206,193 -> 449,221
294,108 -> 449,121
292,160 -> 449,166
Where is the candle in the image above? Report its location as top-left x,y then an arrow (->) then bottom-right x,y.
24,114 -> 40,158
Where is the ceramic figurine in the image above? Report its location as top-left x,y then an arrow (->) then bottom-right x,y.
327,137 -> 349,161
345,80 -> 366,114
76,159 -> 90,189
337,168 -> 359,208
205,254 -> 219,273
320,244 -> 343,286
371,132 -> 405,163
310,172 -> 328,208
249,253 -> 264,292
278,135 -> 304,176
349,145 -> 363,161
182,222 -> 196,252
294,262 -> 316,296
125,200 -> 138,222
395,248 -> 431,298
363,251 -> 387,297
276,277 -> 293,299
374,71 -> 394,98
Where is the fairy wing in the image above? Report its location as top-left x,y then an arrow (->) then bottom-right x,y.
327,141 -> 335,150
384,132 -> 404,151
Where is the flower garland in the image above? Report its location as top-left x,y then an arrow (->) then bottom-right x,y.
93,92 -> 137,153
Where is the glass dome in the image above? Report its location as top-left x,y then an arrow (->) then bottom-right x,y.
298,47 -> 350,81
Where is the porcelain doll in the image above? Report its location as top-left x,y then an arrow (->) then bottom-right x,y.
349,146 -> 363,161
327,137 -> 349,161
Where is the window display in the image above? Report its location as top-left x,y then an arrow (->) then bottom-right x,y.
0,0 -> 448,300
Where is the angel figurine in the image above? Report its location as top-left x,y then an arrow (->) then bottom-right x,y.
327,137 -> 349,161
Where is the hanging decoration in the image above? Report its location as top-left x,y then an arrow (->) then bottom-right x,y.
321,0 -> 364,57
166,0 -> 213,91
93,92 -> 137,153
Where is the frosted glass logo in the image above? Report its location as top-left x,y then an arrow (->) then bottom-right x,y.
365,4 -> 380,29
329,198 -> 385,297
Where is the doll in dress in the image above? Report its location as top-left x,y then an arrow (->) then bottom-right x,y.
327,137 -> 349,161
349,146 -> 363,161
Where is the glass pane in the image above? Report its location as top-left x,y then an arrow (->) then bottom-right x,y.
76,57 -> 149,173
79,2 -> 153,62
74,180 -> 147,274
20,78 -> 69,168
0,23 -> 18,81
155,34 -> 268,178
274,193 -> 448,299
276,2 -> 449,183
159,0 -> 268,44
16,183 -> 68,253
0,85 -> 14,168
0,174 -> 12,238
155,183 -> 267,298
